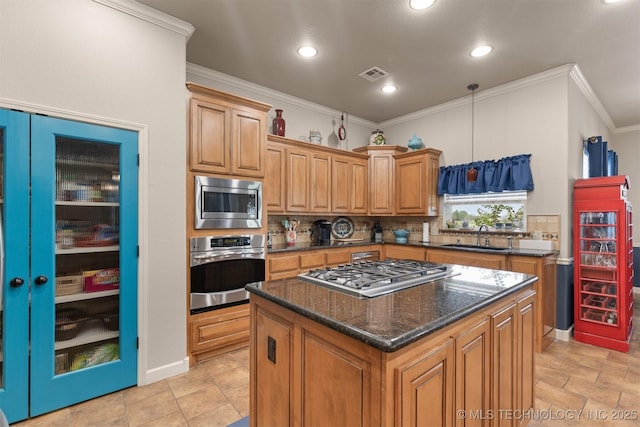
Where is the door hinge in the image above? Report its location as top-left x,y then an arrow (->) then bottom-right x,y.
137,153 -> 140,166
137,245 -> 140,257
137,337 -> 139,349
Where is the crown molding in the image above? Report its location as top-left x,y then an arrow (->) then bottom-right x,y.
93,0 -> 195,39
380,64 -> 577,128
614,124 -> 640,134
186,63 -> 377,128
569,64 -> 616,133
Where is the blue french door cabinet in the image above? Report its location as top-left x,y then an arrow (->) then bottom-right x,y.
0,110 -> 138,423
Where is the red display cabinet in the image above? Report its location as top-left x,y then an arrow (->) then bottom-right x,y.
573,176 -> 633,352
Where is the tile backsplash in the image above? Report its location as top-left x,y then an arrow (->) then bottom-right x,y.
268,214 -> 561,251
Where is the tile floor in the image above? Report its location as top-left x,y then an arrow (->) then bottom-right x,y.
13,293 -> 640,426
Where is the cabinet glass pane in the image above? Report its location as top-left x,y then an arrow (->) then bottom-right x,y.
1,129 -> 4,388
54,137 -> 121,375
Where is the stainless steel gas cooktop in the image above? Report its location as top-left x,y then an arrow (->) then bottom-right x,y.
298,259 -> 457,297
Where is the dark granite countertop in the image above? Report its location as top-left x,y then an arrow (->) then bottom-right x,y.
268,240 -> 557,257
246,264 -> 537,352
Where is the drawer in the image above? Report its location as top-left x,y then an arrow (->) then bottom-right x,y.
269,254 -> 299,273
326,249 -> 351,266
299,252 -> 326,270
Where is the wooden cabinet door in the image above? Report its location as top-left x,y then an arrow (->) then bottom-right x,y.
265,142 -> 286,214
395,154 -> 427,214
351,157 -> 368,214
517,291 -> 536,426
397,338 -> 454,427
385,244 -> 426,261
189,96 -> 231,174
310,152 -> 331,213
425,150 -> 440,216
492,302 -> 518,427
286,148 -> 310,212
232,108 -> 265,178
369,150 -> 395,214
455,318 -> 491,427
331,156 -> 350,213
301,332 -> 374,427
253,308 -> 292,427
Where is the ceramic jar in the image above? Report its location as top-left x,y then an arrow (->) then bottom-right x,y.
370,129 -> 385,145
309,129 -> 322,144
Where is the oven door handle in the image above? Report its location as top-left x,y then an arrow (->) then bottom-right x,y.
190,249 -> 265,267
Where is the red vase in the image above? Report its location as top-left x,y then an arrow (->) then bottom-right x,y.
273,109 -> 285,136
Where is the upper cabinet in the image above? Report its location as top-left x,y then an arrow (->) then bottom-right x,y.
187,83 -> 271,178
353,145 -> 441,216
395,148 -> 441,216
266,135 -> 368,215
353,145 -> 408,215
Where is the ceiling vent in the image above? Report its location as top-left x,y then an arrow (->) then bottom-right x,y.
358,66 -> 389,82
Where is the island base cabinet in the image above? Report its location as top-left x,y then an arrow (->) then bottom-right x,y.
397,338 -> 454,427
491,290 -> 536,427
253,308 -> 292,427
250,286 -> 535,427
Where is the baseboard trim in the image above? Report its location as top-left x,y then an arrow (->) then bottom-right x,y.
555,326 -> 574,342
141,356 -> 189,385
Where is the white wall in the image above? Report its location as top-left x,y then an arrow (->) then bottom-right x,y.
187,64 -> 377,150
610,129 -> 640,244
381,68 -> 573,256
0,0 -> 193,383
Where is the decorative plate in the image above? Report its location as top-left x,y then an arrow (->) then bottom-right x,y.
331,216 -> 355,239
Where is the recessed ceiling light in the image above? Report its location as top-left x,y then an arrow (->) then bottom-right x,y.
381,85 -> 397,94
470,45 -> 493,57
409,0 -> 436,10
297,46 -> 317,57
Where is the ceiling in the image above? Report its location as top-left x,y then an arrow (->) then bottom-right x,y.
138,0 -> 640,128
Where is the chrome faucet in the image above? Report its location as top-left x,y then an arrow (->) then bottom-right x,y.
476,225 -> 488,246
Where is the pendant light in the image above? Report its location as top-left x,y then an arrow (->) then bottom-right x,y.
467,83 -> 479,182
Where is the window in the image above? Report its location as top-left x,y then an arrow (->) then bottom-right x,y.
442,191 -> 527,231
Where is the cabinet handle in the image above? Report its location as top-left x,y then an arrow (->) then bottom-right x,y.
10,277 -> 25,287
34,275 -> 48,285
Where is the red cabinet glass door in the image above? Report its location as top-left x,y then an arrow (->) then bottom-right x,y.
573,176 -> 633,352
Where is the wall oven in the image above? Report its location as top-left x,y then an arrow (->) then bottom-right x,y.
194,175 -> 262,229
190,234 -> 265,313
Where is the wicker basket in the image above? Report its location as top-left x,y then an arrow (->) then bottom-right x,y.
55,275 -> 83,296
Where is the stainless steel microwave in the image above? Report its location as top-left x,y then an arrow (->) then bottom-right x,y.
194,176 -> 262,229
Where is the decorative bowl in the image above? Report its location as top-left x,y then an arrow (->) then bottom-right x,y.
393,229 -> 410,243
408,134 -> 424,150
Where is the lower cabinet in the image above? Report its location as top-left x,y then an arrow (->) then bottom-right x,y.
250,287 -> 535,427
396,338 -> 455,427
384,244 -> 427,261
189,304 -> 250,364
454,318 -> 491,427
266,246 -> 382,280
427,248 -> 507,270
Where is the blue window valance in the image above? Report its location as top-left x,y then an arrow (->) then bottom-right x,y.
437,154 -> 534,195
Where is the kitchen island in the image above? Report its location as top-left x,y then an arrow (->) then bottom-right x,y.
247,264 -> 537,426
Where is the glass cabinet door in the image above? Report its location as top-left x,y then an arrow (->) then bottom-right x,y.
29,116 -> 138,417
0,109 -> 30,422
577,211 -> 619,325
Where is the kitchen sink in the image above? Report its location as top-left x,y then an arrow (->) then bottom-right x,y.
441,244 -> 510,251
